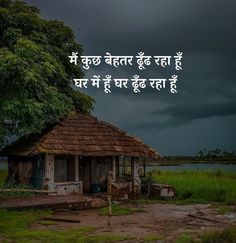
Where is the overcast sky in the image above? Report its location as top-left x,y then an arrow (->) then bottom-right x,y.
26,0 -> 236,156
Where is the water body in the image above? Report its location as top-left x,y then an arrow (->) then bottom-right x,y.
146,163 -> 236,173
1,160 -> 236,172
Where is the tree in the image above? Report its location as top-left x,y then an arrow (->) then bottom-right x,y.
0,0 -> 95,146
196,150 -> 203,158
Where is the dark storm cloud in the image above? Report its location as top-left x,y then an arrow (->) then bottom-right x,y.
25,0 -> 236,155
137,101 -> 236,130
159,101 -> 236,121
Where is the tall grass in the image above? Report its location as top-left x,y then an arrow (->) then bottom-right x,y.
152,170 -> 236,204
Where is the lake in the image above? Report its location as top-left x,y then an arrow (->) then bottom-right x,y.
1,160 -> 236,172
146,163 -> 236,172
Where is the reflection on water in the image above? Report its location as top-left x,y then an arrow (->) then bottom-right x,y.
146,163 -> 236,173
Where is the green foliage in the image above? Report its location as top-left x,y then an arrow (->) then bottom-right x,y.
0,0 -> 94,145
73,91 -> 95,114
151,170 -> 236,204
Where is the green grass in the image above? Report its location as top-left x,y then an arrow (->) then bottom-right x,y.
151,170 -> 236,204
0,209 -> 133,243
175,233 -> 194,243
99,203 -> 146,216
144,234 -> 163,242
83,234 -> 132,242
200,227 -> 236,243
217,205 -> 236,214
175,227 -> 236,243
38,220 -> 57,225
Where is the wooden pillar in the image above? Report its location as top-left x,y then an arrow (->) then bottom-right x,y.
44,154 -> 54,190
143,160 -> 146,177
107,170 -> 113,225
112,156 -> 116,180
75,155 -> 79,181
131,157 -> 141,195
116,156 -> 119,177
131,157 -> 135,195
123,156 -> 126,175
131,157 -> 135,178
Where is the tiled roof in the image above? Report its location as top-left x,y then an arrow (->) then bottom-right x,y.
1,112 -> 160,159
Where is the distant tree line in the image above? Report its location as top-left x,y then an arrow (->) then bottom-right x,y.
163,149 -> 236,163
196,149 -> 236,161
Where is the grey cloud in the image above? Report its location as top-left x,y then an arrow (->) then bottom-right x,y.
154,101 -> 236,125
24,0 -> 236,154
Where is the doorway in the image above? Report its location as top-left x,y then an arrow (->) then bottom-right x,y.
79,156 -> 92,193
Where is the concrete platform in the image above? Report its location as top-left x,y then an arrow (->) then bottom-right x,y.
0,194 -> 107,210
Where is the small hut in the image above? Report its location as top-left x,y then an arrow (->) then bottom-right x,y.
0,112 -> 160,198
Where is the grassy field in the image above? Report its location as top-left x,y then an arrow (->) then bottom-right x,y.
0,171 -> 133,242
151,170 -> 236,204
0,209 -> 132,243
1,169 -> 236,242
1,169 -> 236,204
0,208 -> 235,243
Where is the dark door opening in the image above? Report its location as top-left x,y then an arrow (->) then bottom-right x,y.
54,155 -> 75,182
79,157 -> 92,193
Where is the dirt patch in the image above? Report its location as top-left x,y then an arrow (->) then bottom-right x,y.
31,203 -> 236,242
